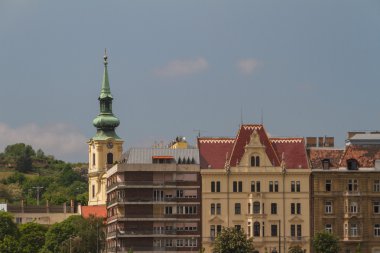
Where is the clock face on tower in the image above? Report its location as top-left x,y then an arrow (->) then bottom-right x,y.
107,141 -> 113,149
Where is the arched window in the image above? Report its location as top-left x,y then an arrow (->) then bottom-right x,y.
253,201 -> 261,214
251,155 -> 260,167
107,153 -> 113,164
253,222 -> 260,237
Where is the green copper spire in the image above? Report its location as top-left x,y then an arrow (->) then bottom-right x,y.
99,49 -> 112,99
92,50 -> 121,140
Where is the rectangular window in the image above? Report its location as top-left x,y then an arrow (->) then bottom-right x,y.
271,224 -> 278,237
216,203 -> 221,215
165,206 -> 173,214
374,180 -> 380,192
176,189 -> 183,198
325,201 -> 333,214
248,203 -> 251,214
274,181 -> 279,192
217,225 -> 222,235
297,224 -> 302,237
291,224 -> 295,237
350,223 -> 358,237
165,239 -> 173,247
235,225 -> 241,231
348,179 -> 358,192
374,201 -> 380,214
92,153 -> 95,166
92,185 -> 95,198
291,181 -> 295,192
211,203 -> 215,215
257,181 -> 261,192
210,225 -> 215,239
251,181 -> 255,192
291,203 -> 295,214
326,180 -> 332,192
296,181 -> 301,192
238,181 -> 243,192
297,203 -> 301,214
325,224 -> 332,233
235,203 -> 241,215
269,181 -> 274,192
211,181 -> 221,192
271,203 -> 277,214
233,181 -> 237,192
375,224 -> 380,237
233,181 -> 242,192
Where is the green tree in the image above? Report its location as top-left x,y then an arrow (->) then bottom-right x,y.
313,231 -> 340,253
42,215 -> 78,253
4,143 -> 35,172
19,222 -> 48,253
0,212 -> 19,241
43,215 -> 105,253
0,235 -> 21,253
288,245 -> 304,253
212,227 -> 255,253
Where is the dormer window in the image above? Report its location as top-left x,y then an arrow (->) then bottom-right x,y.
251,155 -> 260,167
322,159 -> 330,170
347,159 -> 358,170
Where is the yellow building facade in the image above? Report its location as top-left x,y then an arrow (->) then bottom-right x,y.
199,125 -> 311,253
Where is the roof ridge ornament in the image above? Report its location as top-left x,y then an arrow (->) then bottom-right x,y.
104,48 -> 108,66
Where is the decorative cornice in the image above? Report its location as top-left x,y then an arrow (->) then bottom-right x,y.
270,138 -> 303,144
199,139 -> 235,144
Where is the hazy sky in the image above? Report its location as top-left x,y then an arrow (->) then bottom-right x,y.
0,1 -> 379,162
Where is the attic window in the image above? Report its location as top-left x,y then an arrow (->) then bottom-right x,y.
347,159 -> 358,170
251,156 -> 260,167
322,159 -> 330,170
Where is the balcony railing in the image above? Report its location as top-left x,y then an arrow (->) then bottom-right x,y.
107,181 -> 199,191
107,196 -> 200,206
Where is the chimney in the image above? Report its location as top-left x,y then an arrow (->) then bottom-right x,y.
318,137 -> 324,147
306,137 -> 317,147
324,137 -> 334,147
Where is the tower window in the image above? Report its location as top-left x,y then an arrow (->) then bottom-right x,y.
107,153 -> 113,164
92,153 -> 95,166
251,155 -> 260,167
92,185 -> 95,198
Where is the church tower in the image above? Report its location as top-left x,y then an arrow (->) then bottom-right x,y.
88,50 -> 123,206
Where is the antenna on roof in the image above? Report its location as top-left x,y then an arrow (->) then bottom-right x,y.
260,108 -> 264,125
194,129 -> 206,138
240,106 -> 244,126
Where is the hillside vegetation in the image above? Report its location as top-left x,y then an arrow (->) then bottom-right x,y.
0,143 -> 88,205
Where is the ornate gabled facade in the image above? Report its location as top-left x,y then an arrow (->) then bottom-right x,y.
88,51 -> 124,206
199,124 -> 311,253
310,132 -> 380,253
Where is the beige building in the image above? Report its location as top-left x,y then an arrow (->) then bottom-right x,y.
199,124 -> 311,253
309,132 -> 380,253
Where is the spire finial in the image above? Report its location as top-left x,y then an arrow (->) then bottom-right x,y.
104,48 -> 108,66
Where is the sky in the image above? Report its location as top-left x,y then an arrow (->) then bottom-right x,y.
0,1 -> 379,162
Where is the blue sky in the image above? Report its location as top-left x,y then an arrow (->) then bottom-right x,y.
0,1 -> 379,162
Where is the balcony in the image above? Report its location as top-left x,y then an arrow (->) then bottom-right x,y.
107,181 -> 199,191
288,236 -> 307,243
343,191 -> 361,197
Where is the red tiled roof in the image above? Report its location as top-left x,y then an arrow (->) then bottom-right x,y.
198,138 -> 235,169
81,205 -> 107,219
307,148 -> 343,169
229,125 -> 280,167
270,138 -> 309,169
339,144 -> 380,167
